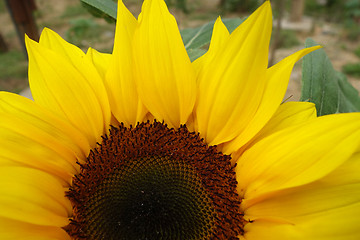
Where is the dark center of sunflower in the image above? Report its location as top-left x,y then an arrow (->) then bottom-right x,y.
66,121 -> 245,240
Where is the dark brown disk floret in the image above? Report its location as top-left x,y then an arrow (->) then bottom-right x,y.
66,120 -> 246,240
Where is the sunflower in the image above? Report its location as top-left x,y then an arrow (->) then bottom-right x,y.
1,0 -> 360,239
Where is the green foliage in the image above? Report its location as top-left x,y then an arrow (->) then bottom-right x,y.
0,50 -> 27,79
65,18 -> 100,47
343,0 -> 360,41
220,0 -> 259,13
305,0 -> 360,40
181,18 -> 244,61
355,46 -> 360,58
181,18 -> 243,50
305,0 -> 345,20
0,0 -> 5,13
342,63 -> 360,77
301,38 -> 360,115
61,4 -> 88,18
345,24 -> 360,41
304,0 -> 321,13
345,0 -> 360,18
81,0 -> 116,23
187,49 -> 207,62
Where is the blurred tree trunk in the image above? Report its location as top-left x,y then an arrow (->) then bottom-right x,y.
5,0 -> 39,57
290,0 -> 305,22
0,33 -> 8,52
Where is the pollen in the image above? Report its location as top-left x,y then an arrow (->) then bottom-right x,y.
66,121 -> 245,239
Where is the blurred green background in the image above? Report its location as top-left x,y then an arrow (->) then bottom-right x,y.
0,0 -> 359,100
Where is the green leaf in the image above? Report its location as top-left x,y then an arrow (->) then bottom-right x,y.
81,0 -> 117,22
300,38 -> 360,115
187,48 -> 207,62
181,18 -> 244,51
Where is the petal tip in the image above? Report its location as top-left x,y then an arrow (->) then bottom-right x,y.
24,34 -> 37,50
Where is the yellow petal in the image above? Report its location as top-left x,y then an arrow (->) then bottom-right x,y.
320,151 -> 360,185
0,92 -> 90,160
0,217 -> 70,240
39,28 -> 111,130
230,101 -> 317,164
86,47 -> 111,79
236,113 -> 360,200
242,220 -> 298,240
254,101 -> 317,136
192,17 -> 230,75
244,205 -> 360,240
245,101 -> 317,145
244,217 -> 360,240
0,167 -> 71,227
0,114 -> 78,184
39,27 -> 85,59
243,154 -> 360,239
105,0 -> 147,126
223,46 -> 321,154
26,35 -> 109,145
195,1 -> 272,145
133,0 -> 196,127
243,153 -> 360,211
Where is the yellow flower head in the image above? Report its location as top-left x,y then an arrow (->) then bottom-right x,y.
1,0 -> 360,239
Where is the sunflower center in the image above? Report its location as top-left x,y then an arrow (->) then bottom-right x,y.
66,121 -> 245,240
85,156 -> 216,239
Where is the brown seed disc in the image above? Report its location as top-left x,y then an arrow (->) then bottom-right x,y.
66,121 -> 245,240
